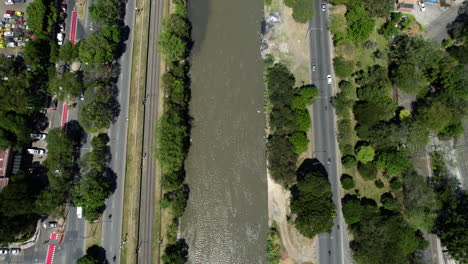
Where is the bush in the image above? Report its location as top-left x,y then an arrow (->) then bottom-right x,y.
342,155 -> 358,169
390,177 -> 401,190
294,109 -> 312,132
341,174 -> 355,190
288,132 -> 309,154
358,162 -> 377,181
380,193 -> 399,211
338,81 -> 354,98
375,179 -> 384,188
376,150 -> 409,176
333,57 -> 355,78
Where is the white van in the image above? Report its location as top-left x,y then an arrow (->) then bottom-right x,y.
77,206 -> 83,218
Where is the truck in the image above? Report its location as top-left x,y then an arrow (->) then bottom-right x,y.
77,206 -> 83,218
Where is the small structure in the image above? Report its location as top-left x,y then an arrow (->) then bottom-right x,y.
397,0 -> 418,12
0,149 -> 13,192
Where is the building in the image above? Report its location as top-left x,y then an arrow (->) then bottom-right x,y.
0,149 -> 12,191
397,0 -> 418,12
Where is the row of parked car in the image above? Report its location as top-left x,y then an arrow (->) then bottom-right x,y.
0,248 -> 21,255
56,4 -> 67,45
27,133 -> 47,155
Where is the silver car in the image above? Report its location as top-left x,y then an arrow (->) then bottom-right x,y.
327,75 -> 332,84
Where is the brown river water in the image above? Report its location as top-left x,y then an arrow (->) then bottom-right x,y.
180,0 -> 268,263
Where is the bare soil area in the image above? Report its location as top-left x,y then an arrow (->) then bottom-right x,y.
268,175 -> 317,264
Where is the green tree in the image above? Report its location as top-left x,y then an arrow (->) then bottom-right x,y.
79,33 -> 117,64
59,42 -> 80,63
390,63 -> 426,94
294,109 -> 311,132
267,224 -> 281,264
290,170 -> 335,238
342,155 -> 358,169
48,72 -> 82,101
79,87 -> 113,133
341,174 -> 355,190
291,85 -> 318,109
288,132 -> 309,154
26,0 -> 47,37
158,32 -> 188,62
285,0 -> 315,23
390,177 -> 401,190
358,162 -> 377,180
356,145 -> 375,164
333,57 -> 354,78
162,240 -> 188,264
76,255 -> 98,264
346,1 -> 375,42
376,150 -> 409,176
353,98 -> 397,127
268,135 -> 297,186
363,0 -> 394,17
380,193 -> 399,211
89,0 -> 121,26
73,169 -> 111,221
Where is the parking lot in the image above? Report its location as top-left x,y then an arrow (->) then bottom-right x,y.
0,0 -> 29,55
412,1 -> 464,42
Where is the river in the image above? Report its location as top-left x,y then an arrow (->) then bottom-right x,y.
180,0 -> 268,263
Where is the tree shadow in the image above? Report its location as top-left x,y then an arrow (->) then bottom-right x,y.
86,244 -> 109,264
296,158 -> 328,181
105,168 -> 118,194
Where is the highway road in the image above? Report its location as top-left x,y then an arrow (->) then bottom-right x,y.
308,1 -> 352,264
137,0 -> 164,262
100,0 -> 137,262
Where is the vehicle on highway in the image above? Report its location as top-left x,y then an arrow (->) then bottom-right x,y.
27,148 -> 46,155
327,75 -> 332,84
322,3 -> 326,11
77,206 -> 83,218
0,248 -> 8,255
312,65 -> 316,71
10,248 -> 21,254
31,133 -> 46,140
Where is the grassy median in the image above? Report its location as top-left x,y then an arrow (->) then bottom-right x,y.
120,0 -> 150,262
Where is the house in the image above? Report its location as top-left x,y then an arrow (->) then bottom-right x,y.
0,149 -> 12,192
397,0 -> 418,12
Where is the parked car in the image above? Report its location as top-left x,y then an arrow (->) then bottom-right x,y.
47,221 -> 57,228
9,248 -> 21,254
5,10 -> 15,15
31,133 -> 46,140
312,65 -> 316,71
327,75 -> 332,84
322,3 -> 326,11
61,4 -> 67,12
5,0 -> 14,5
27,148 -> 46,155
15,11 -> 23,16
0,248 -> 8,255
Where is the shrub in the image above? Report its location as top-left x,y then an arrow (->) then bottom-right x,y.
288,132 -> 309,154
342,155 -> 358,169
390,177 -> 401,190
358,162 -> 377,181
375,179 -> 384,188
333,57 -> 355,78
356,145 -> 375,164
341,174 -> 355,190
380,193 -> 399,211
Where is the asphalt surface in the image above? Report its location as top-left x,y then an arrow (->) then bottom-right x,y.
308,2 -> 352,264
100,0 -> 136,262
136,0 -> 164,262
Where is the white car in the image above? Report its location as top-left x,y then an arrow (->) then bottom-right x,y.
327,75 -> 332,84
322,3 -> 326,11
27,148 -> 46,155
43,221 -> 57,228
9,248 -> 21,254
312,65 -> 316,71
31,133 -> 47,140
0,249 -> 8,255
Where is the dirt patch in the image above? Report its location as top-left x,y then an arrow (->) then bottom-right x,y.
263,1 -> 310,85
268,176 -> 317,264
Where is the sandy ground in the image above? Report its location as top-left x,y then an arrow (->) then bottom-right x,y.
268,175 -> 317,264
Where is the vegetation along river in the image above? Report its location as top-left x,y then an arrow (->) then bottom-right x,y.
180,0 -> 268,263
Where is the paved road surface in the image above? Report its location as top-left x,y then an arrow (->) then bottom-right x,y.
308,1 -> 352,264
100,0 -> 136,262
137,0 -> 164,262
